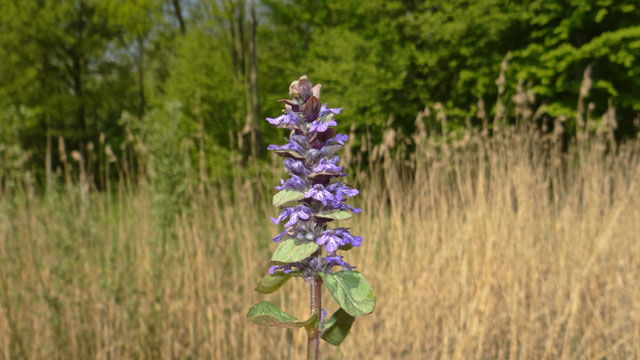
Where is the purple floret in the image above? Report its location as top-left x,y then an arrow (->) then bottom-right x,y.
285,205 -> 312,227
313,157 -> 342,173
284,158 -> 310,176
270,207 -> 292,225
328,133 -> 349,146
271,205 -> 312,227
305,184 -> 334,206
309,117 -> 337,133
274,174 -> 307,191
269,263 -> 303,274
334,202 -> 362,213
334,228 -> 363,247
325,254 -> 355,270
317,230 -> 344,253
316,228 -> 362,253
271,228 -> 288,243
266,111 -> 300,128
319,104 -> 343,117
267,139 -> 305,154
326,182 -> 359,201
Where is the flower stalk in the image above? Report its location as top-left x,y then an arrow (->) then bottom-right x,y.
247,76 -> 375,358
307,275 -> 322,360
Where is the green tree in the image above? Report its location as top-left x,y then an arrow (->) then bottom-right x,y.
261,0 -> 411,141
0,0 -> 143,185
511,1 -> 640,135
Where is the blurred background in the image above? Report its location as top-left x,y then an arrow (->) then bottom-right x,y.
1,1 -> 640,359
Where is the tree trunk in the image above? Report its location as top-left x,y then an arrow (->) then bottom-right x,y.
137,34 -> 146,119
172,0 -> 187,34
195,91 -> 207,192
227,0 -> 240,81
226,0 -> 247,157
237,3 -> 246,77
72,54 -> 86,157
235,0 -> 252,160
41,55 -> 53,192
45,116 -> 52,192
248,0 -> 261,159
72,13 -> 86,158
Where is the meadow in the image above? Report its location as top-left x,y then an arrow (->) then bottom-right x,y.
1,106 -> 639,359
2,1 -> 639,358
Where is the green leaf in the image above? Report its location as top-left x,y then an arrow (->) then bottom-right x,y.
316,210 -> 352,220
271,239 -> 319,265
254,271 -> 300,294
247,301 -> 318,331
321,308 -> 355,346
272,189 -> 305,207
320,271 -> 375,317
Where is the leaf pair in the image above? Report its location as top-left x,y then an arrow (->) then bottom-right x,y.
255,269 -> 376,317
249,271 -> 374,347
246,301 -> 356,346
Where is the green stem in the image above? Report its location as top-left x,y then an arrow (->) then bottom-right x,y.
307,276 -> 322,360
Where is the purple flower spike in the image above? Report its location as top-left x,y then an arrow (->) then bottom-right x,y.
265,76 -> 363,274
255,76 -> 374,349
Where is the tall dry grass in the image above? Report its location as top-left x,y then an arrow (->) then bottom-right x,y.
2,62 -> 640,358
1,117 -> 639,359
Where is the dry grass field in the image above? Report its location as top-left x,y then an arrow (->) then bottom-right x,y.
1,119 -> 640,359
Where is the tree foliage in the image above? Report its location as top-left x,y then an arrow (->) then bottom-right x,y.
1,0 -> 639,188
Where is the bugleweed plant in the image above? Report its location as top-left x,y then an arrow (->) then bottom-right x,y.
247,76 -> 375,359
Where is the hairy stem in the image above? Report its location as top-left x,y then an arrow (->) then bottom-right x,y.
307,276 -> 322,360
